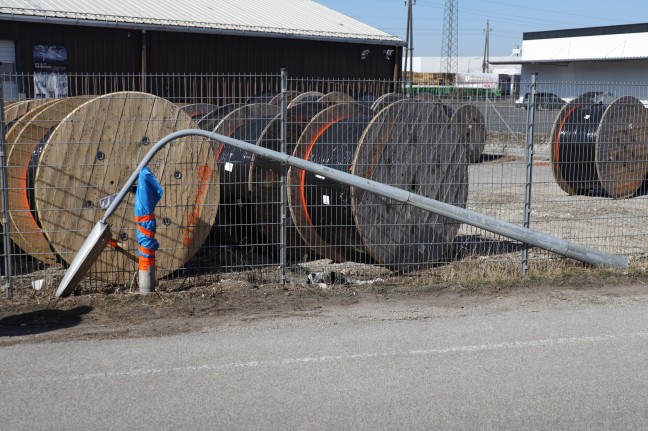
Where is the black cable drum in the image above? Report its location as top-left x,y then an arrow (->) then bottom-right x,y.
303,115 -> 374,256
555,103 -> 607,195
211,103 -> 279,247
220,117 -> 276,204
214,104 -> 279,205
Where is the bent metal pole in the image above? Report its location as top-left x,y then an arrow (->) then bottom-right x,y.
59,127 -> 628,298
98,129 -> 628,270
58,129 -> 628,297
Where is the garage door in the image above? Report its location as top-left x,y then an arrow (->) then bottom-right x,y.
0,40 -> 18,100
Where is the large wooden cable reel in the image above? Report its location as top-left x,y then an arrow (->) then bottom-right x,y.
550,95 -> 602,196
370,92 -> 405,112
5,98 -> 89,266
287,91 -> 324,109
450,104 -> 486,163
34,92 -> 219,285
248,101 -> 331,257
595,96 -> 648,199
351,99 -> 468,272
3,98 -> 53,127
551,95 -> 648,198
318,92 -> 353,104
287,102 -> 373,263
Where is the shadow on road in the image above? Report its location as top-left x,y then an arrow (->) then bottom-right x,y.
0,306 -> 93,337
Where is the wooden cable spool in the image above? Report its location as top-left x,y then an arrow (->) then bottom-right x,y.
180,103 -> 218,119
351,99 -> 468,272
450,105 -> 486,163
198,103 -> 242,132
287,102 -> 374,263
596,96 -> 648,198
212,103 -> 279,245
287,91 -> 324,109
248,101 -> 331,258
551,95 -> 648,198
269,91 -> 300,107
3,98 -> 53,127
318,92 -> 353,104
6,98 -> 90,266
414,92 -> 454,118
549,95 -> 597,196
213,103 -> 279,204
33,92 -> 219,285
370,92 -> 405,112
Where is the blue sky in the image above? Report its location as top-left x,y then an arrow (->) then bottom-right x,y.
316,0 -> 647,56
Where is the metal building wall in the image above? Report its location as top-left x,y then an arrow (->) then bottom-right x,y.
520,60 -> 648,101
0,21 -> 400,79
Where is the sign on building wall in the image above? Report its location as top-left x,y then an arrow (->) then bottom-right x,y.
33,44 -> 68,98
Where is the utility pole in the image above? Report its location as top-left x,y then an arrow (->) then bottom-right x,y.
404,0 -> 415,95
482,19 -> 492,73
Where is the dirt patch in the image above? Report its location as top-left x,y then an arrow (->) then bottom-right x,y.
2,258 -> 647,345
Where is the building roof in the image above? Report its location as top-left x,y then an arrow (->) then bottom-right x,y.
519,23 -> 648,63
0,0 -> 403,45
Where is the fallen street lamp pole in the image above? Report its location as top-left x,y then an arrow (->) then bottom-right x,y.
56,129 -> 629,298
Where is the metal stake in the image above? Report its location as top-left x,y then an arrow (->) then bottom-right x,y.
0,79 -> 13,299
522,73 -> 537,273
279,69 -> 288,285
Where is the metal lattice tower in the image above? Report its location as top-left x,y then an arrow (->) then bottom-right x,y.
440,0 -> 458,76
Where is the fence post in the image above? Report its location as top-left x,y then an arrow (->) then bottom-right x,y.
279,69 -> 288,285
0,79 -> 13,298
522,73 -> 537,273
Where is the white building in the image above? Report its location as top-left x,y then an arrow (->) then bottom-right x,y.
494,23 -> 648,102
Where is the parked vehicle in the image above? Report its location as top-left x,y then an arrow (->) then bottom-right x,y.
579,91 -> 616,105
517,92 -> 565,110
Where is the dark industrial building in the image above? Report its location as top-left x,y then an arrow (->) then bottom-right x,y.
0,0 -> 404,100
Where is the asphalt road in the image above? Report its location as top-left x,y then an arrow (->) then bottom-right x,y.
2,286 -> 648,430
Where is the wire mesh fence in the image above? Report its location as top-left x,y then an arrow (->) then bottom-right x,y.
0,72 -> 645,296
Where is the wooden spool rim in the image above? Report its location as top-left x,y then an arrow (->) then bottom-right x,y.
4,99 -> 59,144
370,92 -> 405,112
287,91 -> 325,109
6,98 -> 90,266
317,92 -> 353,104
34,91 -> 218,284
180,103 -> 219,119
4,99 -> 53,126
269,90 -> 301,107
287,102 -> 371,262
248,101 -> 331,193
595,95 -> 648,199
246,101 -> 332,258
549,95 -> 596,196
449,104 -> 486,163
212,103 -> 280,161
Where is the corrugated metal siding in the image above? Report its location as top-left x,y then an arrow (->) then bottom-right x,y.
0,0 -> 402,44
0,20 -> 398,78
0,20 -> 400,100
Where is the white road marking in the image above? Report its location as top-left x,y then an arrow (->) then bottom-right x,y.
3,331 -> 647,384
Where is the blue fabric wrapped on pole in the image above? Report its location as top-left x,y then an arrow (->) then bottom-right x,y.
134,167 -> 163,260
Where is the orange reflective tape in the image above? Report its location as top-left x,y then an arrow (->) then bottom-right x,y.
138,257 -> 156,271
134,213 -> 155,223
137,224 -> 155,238
138,246 -> 156,257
